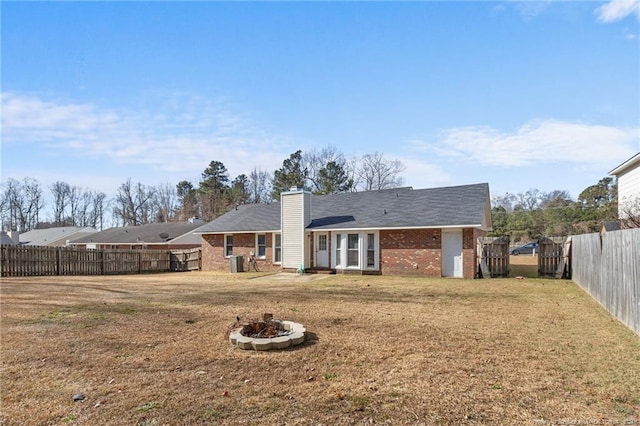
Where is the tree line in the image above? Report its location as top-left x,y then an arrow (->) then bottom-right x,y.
489,177 -> 630,243
0,148 -> 405,232
4,149 -> 635,238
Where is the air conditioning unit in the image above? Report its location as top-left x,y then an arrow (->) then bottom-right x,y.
229,255 -> 244,273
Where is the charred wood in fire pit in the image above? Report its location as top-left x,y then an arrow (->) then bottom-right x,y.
239,318 -> 289,338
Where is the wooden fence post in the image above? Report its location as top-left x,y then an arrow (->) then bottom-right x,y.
56,247 -> 61,276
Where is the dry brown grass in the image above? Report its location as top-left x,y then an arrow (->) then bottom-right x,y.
509,254 -> 538,278
1,272 -> 639,425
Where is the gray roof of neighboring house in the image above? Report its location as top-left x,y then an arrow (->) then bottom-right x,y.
195,183 -> 491,233
1,231 -> 18,245
601,221 -> 621,232
19,227 -> 98,246
72,222 -> 203,245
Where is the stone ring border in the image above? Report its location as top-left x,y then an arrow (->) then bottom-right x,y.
228,321 -> 306,351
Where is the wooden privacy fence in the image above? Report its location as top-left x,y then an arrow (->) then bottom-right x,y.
170,248 -> 201,272
571,228 -> 640,336
1,245 -> 201,277
477,237 -> 510,277
538,237 -> 567,278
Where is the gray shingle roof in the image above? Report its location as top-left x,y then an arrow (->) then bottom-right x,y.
72,222 -> 203,245
1,231 -> 18,245
193,203 -> 282,233
196,183 -> 491,233
19,227 -> 98,246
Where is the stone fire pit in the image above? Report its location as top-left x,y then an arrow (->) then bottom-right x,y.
229,314 -> 306,351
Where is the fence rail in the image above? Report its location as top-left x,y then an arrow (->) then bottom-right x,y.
571,228 -> 640,335
1,245 -> 201,277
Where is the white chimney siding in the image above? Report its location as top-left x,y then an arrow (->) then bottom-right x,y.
280,189 -> 311,270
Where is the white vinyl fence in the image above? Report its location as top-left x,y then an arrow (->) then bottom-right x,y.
571,228 -> 640,335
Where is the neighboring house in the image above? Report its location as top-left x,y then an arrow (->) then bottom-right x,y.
71,220 -> 203,250
610,152 -> 640,221
19,226 -> 98,246
1,230 -> 20,245
601,221 -> 621,234
195,183 -> 492,278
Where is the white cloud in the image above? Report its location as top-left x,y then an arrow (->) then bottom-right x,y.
396,157 -> 453,190
410,119 -> 638,168
1,92 -> 113,131
514,1 -> 552,18
1,92 -> 292,180
595,0 -> 640,23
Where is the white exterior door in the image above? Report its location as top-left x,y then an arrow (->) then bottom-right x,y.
315,233 -> 329,268
442,229 -> 463,278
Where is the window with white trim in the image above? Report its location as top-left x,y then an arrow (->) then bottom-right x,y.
256,234 -> 266,258
347,234 -> 359,267
273,233 -> 282,263
367,233 -> 375,267
224,235 -> 233,257
332,231 -> 379,270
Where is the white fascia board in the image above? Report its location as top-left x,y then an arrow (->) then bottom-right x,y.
307,224 -> 483,232
281,189 -> 313,196
194,229 -> 281,235
609,152 -> 640,176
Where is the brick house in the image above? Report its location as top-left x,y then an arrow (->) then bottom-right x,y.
196,183 -> 492,278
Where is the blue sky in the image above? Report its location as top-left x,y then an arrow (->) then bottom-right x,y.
2,1 -> 639,209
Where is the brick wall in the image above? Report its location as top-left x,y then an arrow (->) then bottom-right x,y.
202,228 -> 485,278
463,228 -> 486,279
380,228 -> 483,278
380,229 -> 442,277
201,233 -> 281,273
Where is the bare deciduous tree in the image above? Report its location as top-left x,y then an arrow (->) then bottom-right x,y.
248,168 -> 272,204
356,152 -> 405,191
620,197 -> 640,229
492,193 -> 517,212
88,191 -> 108,230
49,182 -> 109,228
0,178 -> 44,232
50,181 -> 71,225
303,146 -> 354,195
154,182 -> 178,222
515,189 -> 541,211
304,146 -> 342,192
113,178 -> 156,226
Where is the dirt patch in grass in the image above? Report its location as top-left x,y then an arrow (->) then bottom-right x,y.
1,272 -> 639,425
